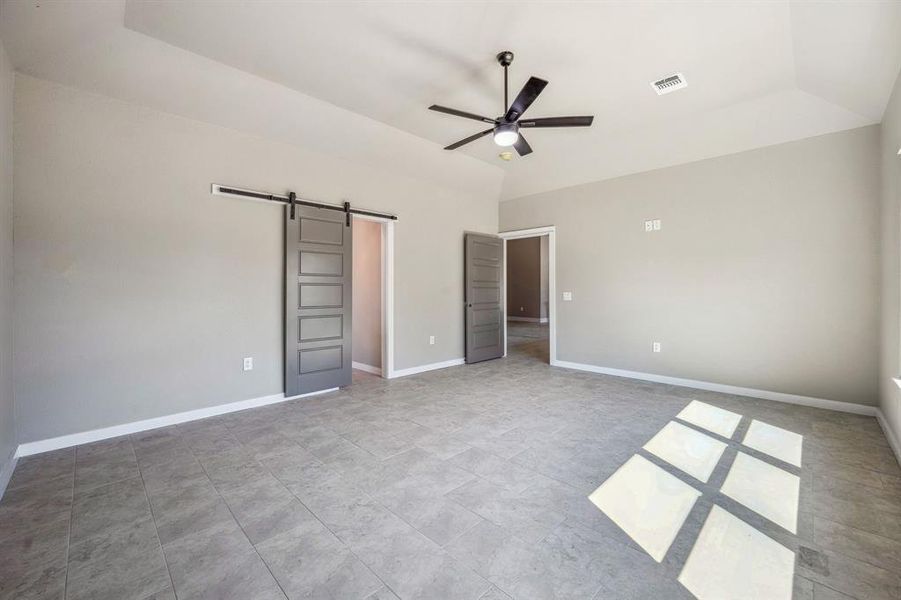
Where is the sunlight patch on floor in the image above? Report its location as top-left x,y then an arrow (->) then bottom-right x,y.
676,400 -> 742,439
678,505 -> 795,600
588,401 -> 804,595
643,421 -> 727,483
720,451 -> 800,534
742,420 -> 803,467
588,454 -> 701,562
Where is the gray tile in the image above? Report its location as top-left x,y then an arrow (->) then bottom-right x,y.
376,485 -> 482,546
149,477 -> 236,545
814,516 -> 901,572
140,589 -> 177,600
219,474 -> 319,545
479,586 -> 514,600
164,520 -> 284,600
75,435 -> 134,461
0,478 -> 73,540
364,587 -> 401,600
513,521 -> 691,600
0,558 -> 66,600
813,584 -> 856,599
794,576 -> 815,600
234,425 -> 304,460
199,446 -> 269,488
140,451 -> 207,493
797,544 -> 901,600
0,510 -> 69,570
66,516 -> 170,600
449,448 -> 538,493
257,445 -> 322,485
353,526 -> 489,600
445,519 -> 536,590
74,444 -> 140,491
415,433 -> 472,459
257,521 -> 383,599
71,476 -> 151,543
305,434 -> 360,461
6,449 -> 74,491
447,478 -> 565,544
0,510 -> 69,600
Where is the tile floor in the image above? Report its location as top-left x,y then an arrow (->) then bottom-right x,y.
1,323 -> 899,599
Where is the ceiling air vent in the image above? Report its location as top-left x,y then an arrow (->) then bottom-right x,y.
652,73 -> 687,95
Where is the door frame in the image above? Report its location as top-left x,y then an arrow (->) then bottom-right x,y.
499,226 -> 557,363
351,214 -> 395,378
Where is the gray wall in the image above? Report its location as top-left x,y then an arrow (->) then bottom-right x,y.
880,68 -> 901,447
501,126 -> 881,406
13,75 -> 498,443
0,41 -> 15,474
352,217 -> 381,369
506,237 -> 541,319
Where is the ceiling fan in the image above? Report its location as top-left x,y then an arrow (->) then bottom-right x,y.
429,50 -> 594,157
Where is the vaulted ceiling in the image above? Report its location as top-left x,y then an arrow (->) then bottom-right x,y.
3,1 -> 901,200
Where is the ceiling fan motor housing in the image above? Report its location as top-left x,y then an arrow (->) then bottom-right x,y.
496,51 -> 514,66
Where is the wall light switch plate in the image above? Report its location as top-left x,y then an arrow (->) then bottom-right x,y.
644,220 -> 653,232
652,342 -> 661,353
563,291 -> 573,301
653,219 -> 661,231
243,357 -> 253,371
429,336 -> 435,345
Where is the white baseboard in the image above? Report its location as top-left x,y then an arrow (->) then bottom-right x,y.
508,317 -> 541,323
876,408 -> 901,467
352,362 -> 382,376
0,451 -> 18,501
15,387 -> 339,458
389,358 -> 465,378
551,359 -> 878,417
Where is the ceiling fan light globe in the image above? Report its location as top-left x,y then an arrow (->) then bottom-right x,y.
494,123 -> 519,146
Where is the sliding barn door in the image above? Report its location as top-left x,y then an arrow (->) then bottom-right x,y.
285,205 -> 352,396
465,233 -> 504,363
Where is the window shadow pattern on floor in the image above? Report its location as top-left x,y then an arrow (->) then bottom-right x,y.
588,400 -> 804,600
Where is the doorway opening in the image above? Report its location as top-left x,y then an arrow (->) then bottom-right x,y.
351,215 -> 394,380
500,226 -> 557,364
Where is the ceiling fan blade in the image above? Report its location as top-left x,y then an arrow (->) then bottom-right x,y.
519,116 -> 594,128
513,133 -> 533,156
503,76 -> 548,122
444,128 -> 494,150
429,105 -> 497,125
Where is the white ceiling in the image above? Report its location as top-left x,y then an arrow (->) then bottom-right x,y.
3,1 -> 901,201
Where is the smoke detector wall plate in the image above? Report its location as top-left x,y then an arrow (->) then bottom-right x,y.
652,73 -> 687,95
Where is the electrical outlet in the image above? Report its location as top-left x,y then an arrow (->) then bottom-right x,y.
520,306 -> 524,312
562,291 -> 573,301
429,335 -> 435,345
653,219 -> 661,231
652,342 -> 661,353
243,357 -> 253,371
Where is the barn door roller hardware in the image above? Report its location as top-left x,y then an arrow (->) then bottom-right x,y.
211,184 -> 398,225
